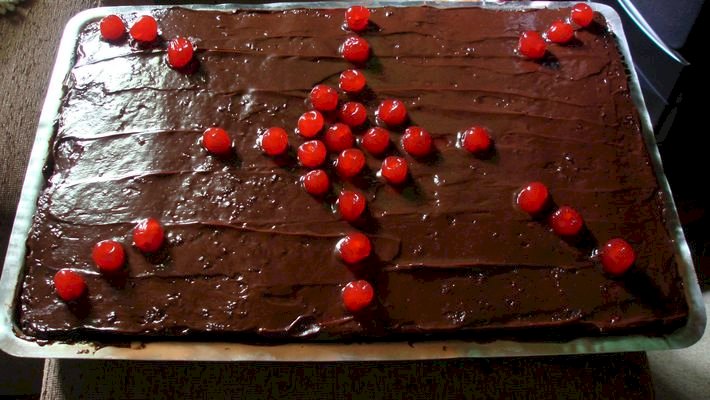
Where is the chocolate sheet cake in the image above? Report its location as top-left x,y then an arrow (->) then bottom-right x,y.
16,5 -> 688,341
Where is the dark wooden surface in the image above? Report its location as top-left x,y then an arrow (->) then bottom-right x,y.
0,1 -> 661,398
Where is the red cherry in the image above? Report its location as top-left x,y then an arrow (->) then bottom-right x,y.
339,69 -> 367,93
402,126 -> 433,157
92,240 -> 125,273
341,36 -> 370,64
53,269 -> 87,302
361,127 -> 390,156
546,21 -> 574,44
324,123 -> 355,153
298,140 -> 327,168
129,15 -> 158,43
259,127 -> 289,156
297,110 -> 325,138
167,37 -> 194,69
460,126 -> 492,153
600,238 -> 636,276
376,99 -> 407,127
309,84 -> 339,112
380,156 -> 408,185
550,206 -> 584,236
571,3 -> 594,27
338,102 -> 368,127
516,182 -> 549,214
337,232 -> 372,264
518,31 -> 547,59
335,148 -> 366,178
345,6 -> 370,31
337,190 -> 366,222
133,218 -> 165,253
302,169 -> 330,196
202,127 -> 232,155
342,280 -> 375,312
99,15 -> 125,41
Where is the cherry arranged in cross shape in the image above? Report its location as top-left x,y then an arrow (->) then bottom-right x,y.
517,182 -> 549,215
341,36 -> 370,64
309,84 -> 339,112
459,126 -> 492,154
550,206 -> 584,237
377,99 -> 408,127
380,156 -> 408,185
337,190 -> 366,222
402,126 -> 433,157
297,110 -> 325,138
324,123 -> 355,153
302,169 -> 330,196
338,101 -> 368,128
336,232 -> 372,264
361,127 -> 390,156
335,148 -> 366,178
259,127 -> 289,156
298,140 -> 328,168
342,280 -> 375,312
339,69 -> 367,93
345,6 -> 370,31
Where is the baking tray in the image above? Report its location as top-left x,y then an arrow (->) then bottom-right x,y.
0,1 -> 705,360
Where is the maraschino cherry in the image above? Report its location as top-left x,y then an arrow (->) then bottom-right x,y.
53,269 -> 87,302
402,126 -> 433,157
129,15 -> 158,43
342,280 -> 375,312
335,149 -> 366,178
337,190 -> 366,222
345,6 -> 370,31
571,3 -> 594,27
259,127 -> 289,156
133,218 -> 164,253
298,140 -> 327,168
167,37 -> 194,69
99,15 -> 125,41
339,69 -> 367,93
361,127 -> 390,156
516,182 -> 549,215
92,240 -> 125,273
297,110 -> 325,138
336,232 -> 372,264
309,84 -> 339,112
202,127 -> 232,156
341,36 -> 370,64
550,206 -> 584,236
302,169 -> 330,196
518,31 -> 546,59
380,156 -> 408,185
600,238 -> 636,276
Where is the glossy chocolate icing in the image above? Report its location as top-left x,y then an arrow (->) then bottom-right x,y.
17,6 -> 688,341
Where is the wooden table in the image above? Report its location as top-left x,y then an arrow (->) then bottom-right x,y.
0,1 -> 664,398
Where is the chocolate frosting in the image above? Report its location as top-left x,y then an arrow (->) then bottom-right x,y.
17,6 -> 688,341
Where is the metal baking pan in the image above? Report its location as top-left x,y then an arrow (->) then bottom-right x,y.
0,1 -> 705,360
